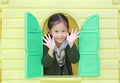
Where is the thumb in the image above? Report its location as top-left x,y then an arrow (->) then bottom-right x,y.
52,37 -> 54,42
67,32 -> 69,37
52,38 -> 55,44
52,38 -> 56,49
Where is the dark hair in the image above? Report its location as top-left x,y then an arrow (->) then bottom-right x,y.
48,13 -> 69,30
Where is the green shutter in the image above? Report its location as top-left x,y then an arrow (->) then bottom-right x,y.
78,15 -> 100,76
25,12 -> 43,78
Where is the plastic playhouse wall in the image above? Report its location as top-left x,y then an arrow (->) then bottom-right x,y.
0,0 -> 120,83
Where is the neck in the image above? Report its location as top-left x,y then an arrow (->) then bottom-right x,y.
55,42 -> 62,48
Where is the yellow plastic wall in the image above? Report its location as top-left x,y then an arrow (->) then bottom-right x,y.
0,44 -> 1,83
0,0 -> 120,83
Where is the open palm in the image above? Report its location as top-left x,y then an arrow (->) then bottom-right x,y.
43,34 -> 56,50
67,29 -> 80,47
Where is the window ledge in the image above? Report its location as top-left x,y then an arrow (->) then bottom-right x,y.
40,76 -> 81,82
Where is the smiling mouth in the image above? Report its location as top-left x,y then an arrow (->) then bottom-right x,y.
57,38 -> 64,41
58,38 -> 64,39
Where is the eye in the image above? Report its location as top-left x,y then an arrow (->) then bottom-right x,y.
62,30 -> 65,32
55,30 -> 58,33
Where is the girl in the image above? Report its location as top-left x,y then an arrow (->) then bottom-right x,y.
42,13 -> 80,75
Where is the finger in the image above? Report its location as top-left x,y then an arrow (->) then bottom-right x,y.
52,38 -> 56,45
45,34 -> 49,41
43,34 -> 47,37
74,35 -> 80,39
74,28 -> 79,34
48,34 -> 51,40
71,29 -> 73,34
73,36 -> 79,41
67,32 -> 69,37
42,37 -> 48,42
42,42 -> 47,46
75,30 -> 80,36
76,35 -> 80,38
44,35 -> 48,40
52,37 -> 55,43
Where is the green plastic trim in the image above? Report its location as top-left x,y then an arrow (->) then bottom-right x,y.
78,14 -> 100,76
25,12 -> 43,78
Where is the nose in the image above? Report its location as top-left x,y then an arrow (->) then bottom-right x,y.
58,33 -> 62,37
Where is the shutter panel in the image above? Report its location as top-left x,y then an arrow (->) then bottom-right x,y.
25,12 -> 43,78
78,15 -> 100,76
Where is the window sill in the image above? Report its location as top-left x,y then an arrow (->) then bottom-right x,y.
40,76 -> 81,82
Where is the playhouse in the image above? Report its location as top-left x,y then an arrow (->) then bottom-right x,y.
0,0 -> 120,83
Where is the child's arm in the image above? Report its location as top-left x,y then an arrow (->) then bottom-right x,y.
42,45 -> 54,67
66,44 -> 80,63
67,29 -> 80,48
66,29 -> 80,63
42,34 -> 56,67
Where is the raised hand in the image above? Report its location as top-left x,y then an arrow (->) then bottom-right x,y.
43,34 -> 56,51
67,29 -> 80,48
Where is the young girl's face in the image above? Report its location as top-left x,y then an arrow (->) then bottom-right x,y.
49,22 -> 68,44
